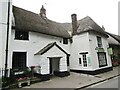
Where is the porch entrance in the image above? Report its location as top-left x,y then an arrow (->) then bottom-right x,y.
49,57 -> 61,75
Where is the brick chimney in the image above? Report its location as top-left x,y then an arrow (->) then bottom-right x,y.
71,14 -> 77,35
40,5 -> 46,18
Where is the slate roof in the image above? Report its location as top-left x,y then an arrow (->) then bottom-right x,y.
12,6 -> 71,38
34,42 -> 69,55
76,16 -> 108,37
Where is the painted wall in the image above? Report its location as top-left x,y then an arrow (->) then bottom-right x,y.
0,0 -> 12,69
10,29 -> 70,72
35,45 -> 68,74
89,32 -> 112,70
70,32 -> 93,70
70,32 -> 112,71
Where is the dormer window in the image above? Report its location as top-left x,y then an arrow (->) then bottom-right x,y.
15,30 -> 29,40
97,36 -> 102,47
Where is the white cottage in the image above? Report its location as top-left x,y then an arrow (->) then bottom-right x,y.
9,6 -> 71,79
70,14 -> 112,75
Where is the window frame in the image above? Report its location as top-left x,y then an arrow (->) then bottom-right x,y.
97,36 -> 102,47
15,30 -> 29,40
82,54 -> 87,67
97,52 -> 107,67
79,52 -> 88,67
12,52 -> 27,69
79,58 -> 82,65
63,38 -> 68,44
67,55 -> 70,66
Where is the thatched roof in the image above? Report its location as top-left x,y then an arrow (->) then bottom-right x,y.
12,6 -> 108,38
76,16 -> 108,37
34,42 -> 69,55
107,32 -> 120,44
12,6 -> 71,38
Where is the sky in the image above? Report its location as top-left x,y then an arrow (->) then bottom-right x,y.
13,0 -> 119,35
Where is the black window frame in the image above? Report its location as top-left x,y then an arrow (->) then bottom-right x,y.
79,58 -> 82,65
80,52 -> 88,67
12,52 -> 27,69
15,30 -> 29,40
67,55 -> 70,66
82,54 -> 87,67
63,38 -> 68,44
97,52 -> 107,67
97,36 -> 102,47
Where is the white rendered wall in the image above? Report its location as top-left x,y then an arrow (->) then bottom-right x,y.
36,45 -> 68,74
89,32 -> 112,70
0,0 -> 12,69
10,29 -> 70,71
70,32 -> 112,71
70,32 -> 93,70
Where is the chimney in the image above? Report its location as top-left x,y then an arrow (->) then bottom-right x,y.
71,14 -> 77,35
40,5 -> 46,18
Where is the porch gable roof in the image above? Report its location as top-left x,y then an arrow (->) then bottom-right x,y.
34,42 -> 70,55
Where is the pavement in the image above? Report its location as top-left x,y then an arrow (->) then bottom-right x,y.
23,66 -> 120,89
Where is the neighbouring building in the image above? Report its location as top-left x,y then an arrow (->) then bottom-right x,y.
2,4 -> 113,79
107,32 -> 120,66
70,14 -> 112,75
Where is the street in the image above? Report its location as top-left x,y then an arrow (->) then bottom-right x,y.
87,76 -> 119,89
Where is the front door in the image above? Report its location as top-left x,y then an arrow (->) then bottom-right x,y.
49,57 -> 60,75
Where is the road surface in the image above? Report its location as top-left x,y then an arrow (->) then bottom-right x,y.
87,76 -> 119,89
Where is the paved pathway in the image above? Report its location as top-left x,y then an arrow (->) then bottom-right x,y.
23,67 -> 119,89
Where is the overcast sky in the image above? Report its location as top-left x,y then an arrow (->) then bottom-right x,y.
13,0 -> 119,35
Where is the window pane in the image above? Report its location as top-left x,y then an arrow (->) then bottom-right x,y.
63,38 -> 68,44
98,52 -> 107,67
82,54 -> 87,67
12,52 -> 27,69
97,36 -> 102,47
15,31 -> 29,40
79,58 -> 81,64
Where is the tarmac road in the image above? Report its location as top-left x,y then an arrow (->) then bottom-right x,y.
88,76 -> 119,89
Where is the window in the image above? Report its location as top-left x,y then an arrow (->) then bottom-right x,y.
83,54 -> 87,67
67,55 -> 70,66
12,52 -> 27,69
97,36 -> 102,47
80,52 -> 88,67
97,52 -> 107,67
63,38 -> 68,44
79,58 -> 81,64
15,30 -> 29,40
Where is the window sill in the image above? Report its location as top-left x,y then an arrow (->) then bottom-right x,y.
14,38 -> 29,41
99,64 -> 108,68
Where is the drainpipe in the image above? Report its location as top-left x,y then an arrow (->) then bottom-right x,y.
4,0 -> 11,78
